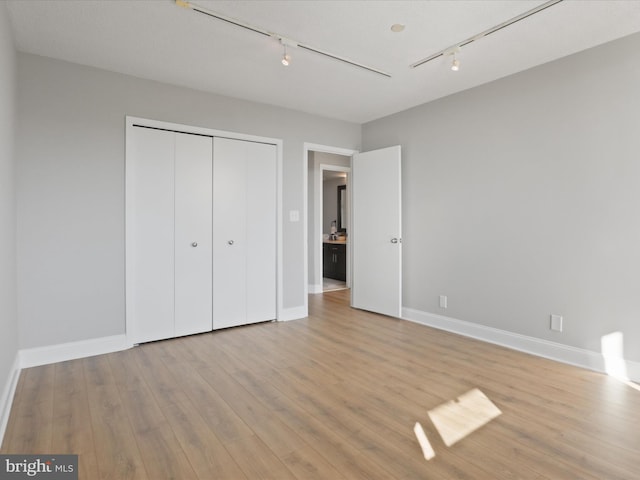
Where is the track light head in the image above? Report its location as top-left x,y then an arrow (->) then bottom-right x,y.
280,40 -> 293,66
445,47 -> 461,72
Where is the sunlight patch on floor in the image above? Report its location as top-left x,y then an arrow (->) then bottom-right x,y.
623,380 -> 640,392
414,388 -> 501,461
601,331 -> 628,381
428,388 -> 502,447
600,332 -> 639,391
413,422 -> 436,460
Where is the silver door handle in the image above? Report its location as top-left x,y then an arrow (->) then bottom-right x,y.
191,242 -> 198,247
391,238 -> 399,244
228,240 -> 234,245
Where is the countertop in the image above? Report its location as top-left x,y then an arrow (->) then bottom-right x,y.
323,239 -> 347,244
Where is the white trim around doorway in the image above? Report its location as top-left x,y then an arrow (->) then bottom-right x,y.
303,143 -> 358,315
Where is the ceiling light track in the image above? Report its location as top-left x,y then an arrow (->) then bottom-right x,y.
410,0 -> 563,69
176,0 -> 391,78
190,6 -> 270,37
298,45 -> 391,78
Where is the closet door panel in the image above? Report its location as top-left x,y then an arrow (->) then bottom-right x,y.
128,127 -> 175,343
174,133 -> 213,337
213,137 -> 248,329
246,142 -> 277,323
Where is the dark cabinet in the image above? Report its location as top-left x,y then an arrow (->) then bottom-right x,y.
323,242 -> 346,281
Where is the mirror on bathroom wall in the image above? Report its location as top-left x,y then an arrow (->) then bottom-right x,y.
337,185 -> 347,233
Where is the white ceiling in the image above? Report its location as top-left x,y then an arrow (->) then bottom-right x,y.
6,0 -> 640,123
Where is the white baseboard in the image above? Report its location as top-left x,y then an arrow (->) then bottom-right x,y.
402,307 -> 640,383
308,284 -> 323,294
0,353 -> 21,447
19,334 -> 131,369
278,305 -> 307,322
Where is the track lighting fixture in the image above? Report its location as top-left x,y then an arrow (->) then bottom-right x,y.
281,45 -> 291,66
280,37 -> 297,67
444,47 -> 461,72
451,55 -> 460,72
175,0 -> 391,77
410,0 -> 563,70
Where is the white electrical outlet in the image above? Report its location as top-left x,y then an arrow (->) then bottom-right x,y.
550,314 -> 563,332
439,295 -> 448,309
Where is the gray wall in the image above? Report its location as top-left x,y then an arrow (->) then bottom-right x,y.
363,32 -> 640,362
16,53 -> 361,349
0,3 -> 18,405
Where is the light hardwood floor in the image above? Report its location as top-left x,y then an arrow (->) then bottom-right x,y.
322,277 -> 348,292
2,290 -> 639,479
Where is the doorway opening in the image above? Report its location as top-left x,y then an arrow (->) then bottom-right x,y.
321,166 -> 349,292
304,144 -> 357,313
304,143 -> 402,319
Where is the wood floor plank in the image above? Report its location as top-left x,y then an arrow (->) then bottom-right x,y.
148,341 -> 256,444
108,351 -> 198,480
197,363 -> 351,479
52,359 -> 100,480
0,371 -> 25,451
83,355 -> 149,480
3,289 -> 639,479
2,400 -> 53,454
132,344 -> 249,480
242,393 -> 393,480
1,365 -> 54,454
251,418 -> 348,480
231,369 -> 403,480
224,434 -> 297,480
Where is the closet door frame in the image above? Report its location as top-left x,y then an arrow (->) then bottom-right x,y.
125,116 -> 283,346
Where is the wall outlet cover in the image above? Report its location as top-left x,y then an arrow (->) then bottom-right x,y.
439,295 -> 448,309
550,314 -> 563,332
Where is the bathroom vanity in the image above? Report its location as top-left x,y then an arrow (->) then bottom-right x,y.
323,240 -> 347,281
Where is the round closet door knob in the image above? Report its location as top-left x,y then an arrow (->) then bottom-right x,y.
228,240 -> 234,245
191,242 -> 198,247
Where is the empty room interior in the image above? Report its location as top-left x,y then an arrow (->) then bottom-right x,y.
1,1 -> 640,478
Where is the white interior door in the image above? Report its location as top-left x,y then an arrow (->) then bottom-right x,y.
213,138 -> 276,329
351,145 -> 402,317
174,133 -> 213,337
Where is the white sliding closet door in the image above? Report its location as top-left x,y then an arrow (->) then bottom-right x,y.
127,127 -> 212,343
213,138 -> 277,329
